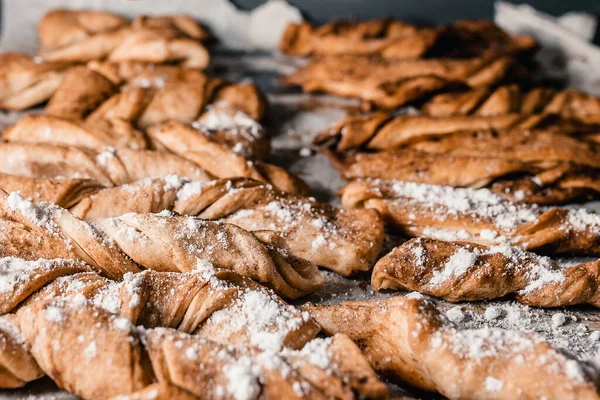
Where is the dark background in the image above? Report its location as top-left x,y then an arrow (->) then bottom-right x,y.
233,0 -> 600,44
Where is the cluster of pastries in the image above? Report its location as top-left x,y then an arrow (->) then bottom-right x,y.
279,16 -> 600,400
1,9 -> 599,400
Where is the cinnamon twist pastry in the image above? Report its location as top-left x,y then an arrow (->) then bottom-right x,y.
0,256 -> 385,399
34,176 -> 381,276
0,190 -> 323,298
0,53 -> 70,110
327,149 -> 600,204
0,143 -> 211,187
280,19 -> 438,59
280,54 -> 528,109
409,129 -> 600,169
423,85 -> 600,124
280,19 -> 535,60
0,259 -> 318,350
0,135 -> 304,194
38,10 -> 210,68
372,237 -> 600,307
0,294 -> 386,399
315,111 -> 597,152
32,63 -> 270,159
340,179 -> 600,256
304,296 -> 600,400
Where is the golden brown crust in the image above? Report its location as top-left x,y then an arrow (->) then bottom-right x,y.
280,54 -> 526,109
39,11 -> 210,68
315,111 -> 598,152
305,296 -> 599,400
0,143 -> 211,187
45,65 -> 118,120
62,177 -> 384,276
326,149 -> 600,204
280,19 -> 535,60
372,237 -> 600,307
340,179 -> 600,256
423,85 -> 600,123
0,53 -> 70,110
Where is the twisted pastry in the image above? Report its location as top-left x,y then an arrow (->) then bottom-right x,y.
340,179 -> 600,256
146,121 -> 308,194
44,65 -> 119,120
280,19 -> 535,59
31,62 -> 269,158
372,237 -> 600,307
0,256 -> 383,399
314,111 -> 596,152
0,136 -> 303,194
0,143 -> 211,187
327,148 -> 600,204
0,295 -> 386,399
280,19 -> 438,58
280,54 -> 528,109
0,190 -> 323,298
410,128 -> 600,169
38,10 -> 210,68
304,296 -> 600,400
29,176 -> 382,276
0,173 -> 103,208
423,85 -> 600,124
38,9 -> 130,51
0,259 -> 318,350
0,53 -> 70,110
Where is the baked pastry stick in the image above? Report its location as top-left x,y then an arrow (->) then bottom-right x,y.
423,85 -> 600,124
0,53 -> 70,110
280,19 -> 438,58
147,121 -> 308,194
0,138 -> 304,194
0,143 -> 211,187
0,295 -> 386,399
64,177 -> 384,276
38,11 -> 210,68
304,296 -> 599,400
0,173 -> 103,208
280,54 -> 527,109
87,83 -> 269,159
411,129 -> 600,169
38,9 -> 130,51
9,62 -> 269,159
328,149 -> 600,204
372,237 -> 600,307
340,179 -> 600,256
85,61 -> 266,122
2,114 -> 148,151
96,211 -> 323,298
44,65 -> 119,120
0,190 -> 141,280
0,190 -> 323,298
0,259 -> 319,350
280,19 -> 535,59
314,111 -> 597,152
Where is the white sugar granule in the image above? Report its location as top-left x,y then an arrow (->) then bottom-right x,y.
45,306 -> 64,323
176,180 -> 211,201
430,247 -> 478,287
84,341 -> 97,359
552,313 -> 566,328
96,147 -> 116,166
485,376 -> 504,392
484,306 -> 503,321
224,356 -> 261,400
446,306 -> 465,323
